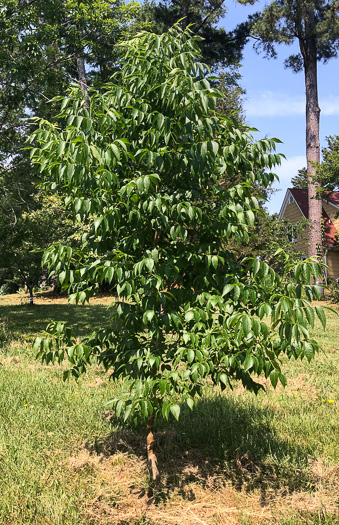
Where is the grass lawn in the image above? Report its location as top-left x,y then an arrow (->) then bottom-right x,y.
0,293 -> 338,524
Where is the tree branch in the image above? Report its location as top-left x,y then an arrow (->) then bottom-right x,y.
193,0 -> 225,33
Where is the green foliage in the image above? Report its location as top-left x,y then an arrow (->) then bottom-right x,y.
224,210 -> 308,270
138,0 -> 249,71
291,167 -> 308,189
215,69 -> 246,121
291,137 -> 339,195
0,0 -> 140,292
30,26 -> 327,426
316,135 -> 339,193
327,279 -> 339,304
138,0 -> 249,126
0,194 -> 75,294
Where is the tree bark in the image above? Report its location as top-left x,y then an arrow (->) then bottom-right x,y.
146,413 -> 160,482
302,9 -> 323,259
76,55 -> 90,108
180,1 -> 189,30
28,285 -> 34,306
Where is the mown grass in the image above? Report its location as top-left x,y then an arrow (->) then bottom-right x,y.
0,293 -> 338,524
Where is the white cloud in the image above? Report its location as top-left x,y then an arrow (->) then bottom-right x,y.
245,92 -> 304,117
245,91 -> 339,117
273,155 -> 306,182
321,96 -> 339,116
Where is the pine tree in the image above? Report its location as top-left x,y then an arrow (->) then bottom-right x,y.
248,0 -> 339,258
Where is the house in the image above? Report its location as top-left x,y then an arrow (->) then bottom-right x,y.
278,188 -> 339,281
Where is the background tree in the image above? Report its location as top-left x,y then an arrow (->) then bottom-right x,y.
31,27 -> 326,482
291,167 -> 308,189
292,137 -> 339,194
248,0 -> 339,259
216,69 -> 246,121
316,135 -> 339,192
0,194 -> 75,303
0,0 -> 139,292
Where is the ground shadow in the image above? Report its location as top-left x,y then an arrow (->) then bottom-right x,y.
0,303 -> 111,340
85,395 -> 317,506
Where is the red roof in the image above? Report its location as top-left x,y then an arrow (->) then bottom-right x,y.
289,188 -> 339,246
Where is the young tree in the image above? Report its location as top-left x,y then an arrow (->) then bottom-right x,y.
31,26 -> 326,482
247,0 -> 339,259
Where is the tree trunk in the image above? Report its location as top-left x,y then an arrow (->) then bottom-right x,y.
302,10 -> 322,259
28,286 -> 34,306
180,1 -> 189,30
76,55 -> 90,108
146,413 -> 160,483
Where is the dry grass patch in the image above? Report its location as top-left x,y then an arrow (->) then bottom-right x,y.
67,433 -> 338,525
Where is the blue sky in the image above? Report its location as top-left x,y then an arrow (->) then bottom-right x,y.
220,0 -> 339,214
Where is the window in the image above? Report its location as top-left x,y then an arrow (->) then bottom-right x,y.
288,194 -> 294,204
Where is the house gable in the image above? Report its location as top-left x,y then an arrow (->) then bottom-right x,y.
278,189 -> 307,254
278,189 -> 306,220
279,188 -> 339,248
278,188 -> 339,279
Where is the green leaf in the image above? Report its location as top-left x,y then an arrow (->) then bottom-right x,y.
116,399 -> 124,418
305,306 -> 315,327
303,342 -> 314,363
111,143 -> 120,160
187,349 -> 194,364
242,315 -> 251,336
144,258 -> 154,272
185,311 -> 194,322
157,113 -> 164,130
252,258 -> 260,276
90,145 -> 102,163
243,355 -> 254,372
211,256 -> 218,269
315,305 -> 326,329
220,373 -> 228,386
186,398 -> 194,410
270,370 -> 279,389
143,310 -> 155,323
170,404 -> 180,421
222,284 -> 234,296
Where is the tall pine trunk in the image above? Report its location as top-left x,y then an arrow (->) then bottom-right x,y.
302,9 -> 323,259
